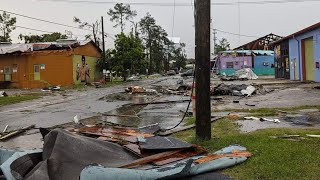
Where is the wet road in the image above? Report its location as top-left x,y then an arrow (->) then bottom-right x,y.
0,77 -> 178,132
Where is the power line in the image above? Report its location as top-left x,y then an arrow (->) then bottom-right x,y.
16,25 -> 88,37
36,0 -> 320,6
0,9 -> 91,32
214,29 -> 259,38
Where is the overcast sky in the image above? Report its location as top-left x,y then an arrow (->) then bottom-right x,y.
2,0 -> 320,58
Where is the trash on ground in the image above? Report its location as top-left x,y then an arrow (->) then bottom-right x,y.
269,135 -> 306,141
220,68 -> 258,81
212,83 -> 264,97
79,145 -> 251,180
306,134 -> 320,138
41,86 -> 61,92
244,117 -> 280,123
138,136 -> 192,151
127,75 -> 140,81
3,125 -> 8,133
0,125 -> 35,141
0,91 -> 8,97
125,86 -> 158,95
74,115 -> 81,124
227,113 -> 241,120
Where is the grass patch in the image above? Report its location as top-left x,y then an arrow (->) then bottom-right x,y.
0,95 -> 40,107
174,118 -> 320,180
213,105 -> 320,117
184,117 -> 195,126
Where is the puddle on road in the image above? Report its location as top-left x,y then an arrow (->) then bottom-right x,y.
237,111 -> 320,133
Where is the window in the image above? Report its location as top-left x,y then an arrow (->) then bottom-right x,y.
34,65 -> 40,73
4,66 -> 11,74
13,64 -> 18,73
235,61 -> 239,65
226,62 -> 234,69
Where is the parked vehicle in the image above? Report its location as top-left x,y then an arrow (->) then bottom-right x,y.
181,69 -> 194,77
166,70 -> 176,76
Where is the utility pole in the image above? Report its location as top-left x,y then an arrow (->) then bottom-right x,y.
101,16 -> 106,69
195,0 -> 211,140
213,29 -> 217,54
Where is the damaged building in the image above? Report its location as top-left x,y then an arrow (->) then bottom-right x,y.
273,22 -> 320,82
217,50 -> 275,76
0,40 -> 102,89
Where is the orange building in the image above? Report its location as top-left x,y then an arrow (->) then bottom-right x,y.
0,40 -> 102,89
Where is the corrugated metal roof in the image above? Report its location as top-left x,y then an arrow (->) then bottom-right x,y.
0,40 -> 92,55
221,50 -> 274,56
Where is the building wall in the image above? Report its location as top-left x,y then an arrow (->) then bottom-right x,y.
289,28 -> 320,82
72,55 -> 100,85
218,56 -> 252,75
0,54 -> 28,88
252,55 -> 275,75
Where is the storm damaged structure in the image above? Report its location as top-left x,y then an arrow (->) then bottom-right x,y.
0,40 -> 102,89
217,50 -> 275,76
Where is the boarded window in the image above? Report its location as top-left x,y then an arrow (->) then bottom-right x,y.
226,62 -> 234,69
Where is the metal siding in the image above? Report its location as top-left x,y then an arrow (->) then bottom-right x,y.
288,27 -> 320,82
252,56 -> 275,75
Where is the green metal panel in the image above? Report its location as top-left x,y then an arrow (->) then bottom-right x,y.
219,69 -> 236,75
304,38 -> 315,81
252,68 -> 275,75
34,65 -> 40,80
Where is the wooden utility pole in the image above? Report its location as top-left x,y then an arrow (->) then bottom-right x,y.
195,0 -> 211,140
101,16 -> 106,68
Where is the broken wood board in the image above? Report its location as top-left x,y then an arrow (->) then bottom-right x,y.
117,149 -> 184,168
0,125 -> 35,141
194,150 -> 252,164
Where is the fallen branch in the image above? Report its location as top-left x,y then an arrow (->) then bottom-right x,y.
0,125 -> 35,141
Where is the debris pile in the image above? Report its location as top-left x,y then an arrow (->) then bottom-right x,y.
221,68 -> 258,81
0,91 -> 8,97
212,83 -> 271,97
125,86 -> 157,95
0,122 -> 252,180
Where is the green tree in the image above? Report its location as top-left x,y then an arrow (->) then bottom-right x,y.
172,43 -> 187,70
73,17 -> 100,45
139,13 -> 171,74
111,33 -> 145,81
107,3 -> 137,33
0,11 -> 16,42
19,32 -> 68,43
214,38 -> 230,54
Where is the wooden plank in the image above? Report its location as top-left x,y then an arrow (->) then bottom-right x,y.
117,149 -> 184,168
0,125 -> 35,141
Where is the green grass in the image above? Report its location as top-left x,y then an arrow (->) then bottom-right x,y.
0,95 -> 40,106
213,105 -> 320,117
184,117 -> 196,126
174,118 -> 320,180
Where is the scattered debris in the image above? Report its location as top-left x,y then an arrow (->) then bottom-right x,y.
314,86 -> 320,90
245,102 -> 256,107
79,145 -> 251,180
133,99 -> 190,106
41,86 -> 61,92
269,135 -> 305,141
244,117 -> 280,123
241,85 -> 256,97
235,68 -> 258,80
102,113 -> 140,118
125,86 -> 158,95
227,113 -> 241,120
2,125 -> 8,133
306,134 -> 320,138
74,115 -> 81,124
0,125 -> 35,141
127,75 -> 140,81
138,136 -> 192,151
0,91 -> 8,97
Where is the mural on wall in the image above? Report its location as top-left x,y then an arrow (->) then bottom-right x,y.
76,55 -> 90,84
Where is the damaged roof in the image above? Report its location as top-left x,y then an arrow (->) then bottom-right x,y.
220,50 -> 274,56
0,40 -> 100,55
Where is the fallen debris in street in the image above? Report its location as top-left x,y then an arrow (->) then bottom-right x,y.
306,134 -> 320,138
0,91 -> 8,97
3,125 -> 8,133
0,120 -> 252,180
220,68 -> 258,81
133,99 -> 190,106
0,125 -> 35,141
79,145 -> 251,180
41,86 -> 61,92
244,117 -> 280,123
125,86 -> 158,95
